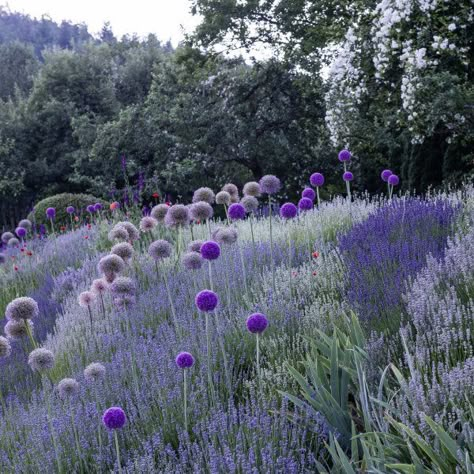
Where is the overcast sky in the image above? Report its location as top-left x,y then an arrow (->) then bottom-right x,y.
2,0 -> 201,45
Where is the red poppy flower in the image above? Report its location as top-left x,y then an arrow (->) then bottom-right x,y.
312,251 -> 319,259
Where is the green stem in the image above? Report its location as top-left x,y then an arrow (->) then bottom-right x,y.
114,430 -> 122,474
25,320 -> 37,349
163,268 -> 179,335
183,369 -> 188,433
268,195 -> 276,295
256,333 -> 261,383
288,227 -> 292,297
316,187 -> 321,208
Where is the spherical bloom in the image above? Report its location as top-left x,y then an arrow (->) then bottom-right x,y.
215,191 -> 231,205
187,240 -> 204,253
114,295 -> 136,308
120,222 -> 140,241
150,203 -> 169,222
388,174 -> 400,186
164,204 -> 190,228
108,224 -> 129,242
139,216 -> 158,232
200,241 -> 220,260
6,297 -> 39,321
149,239 -> 172,260
0,253 -> 5,264
66,206 -> 75,214
57,378 -> 79,399
46,207 -> 56,219
243,181 -> 261,197
28,348 -> 55,372
110,277 -> 136,297
1,232 -> 14,243
190,201 -> 214,221
302,188 -> 316,201
309,173 -> 325,187
102,407 -> 126,430
78,291 -> 95,308
94,203 -> 103,212
15,227 -> 27,238
98,254 -> 125,276
259,175 -> 281,195
8,237 -> 19,247
222,183 -> 238,197
0,336 -> 12,358
18,219 -> 32,230
104,272 -> 117,284
246,312 -> 268,334
176,351 -> 195,369
182,251 -> 203,270
228,203 -> 246,220
192,187 -> 215,204
86,204 -> 95,213
214,227 -> 238,245
195,290 -> 219,312
91,278 -> 109,295
4,319 -> 33,339
230,194 -> 240,204
84,362 -> 106,382
338,149 -> 351,162
381,169 -> 393,182
298,197 -> 314,211
111,242 -> 134,262
280,203 -> 297,219
241,196 -> 259,213
343,171 -> 354,182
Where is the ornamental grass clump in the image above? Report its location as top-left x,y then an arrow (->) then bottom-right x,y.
175,351 -> 195,432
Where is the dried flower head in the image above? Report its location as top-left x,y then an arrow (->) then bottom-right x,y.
84,362 -> 106,382
28,348 -> 55,372
6,297 -> 39,321
215,191 -> 231,205
57,378 -> 79,399
1,232 -> 14,243
78,291 -> 95,308
192,187 -> 215,204
111,242 -> 134,262
241,196 -> 259,213
214,227 -> 238,245
18,219 -> 32,230
149,239 -> 172,260
91,278 -> 109,294
190,201 -> 214,221
259,175 -> 281,195
243,181 -> 261,197
164,204 -> 190,228
187,240 -> 204,252
150,203 -> 169,222
182,251 -> 204,270
4,319 -> 33,339
98,254 -> 125,276
139,216 -> 158,232
0,336 -> 12,358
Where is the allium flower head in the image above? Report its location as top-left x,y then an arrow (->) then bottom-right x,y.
87,204 -> 95,213
78,291 -> 95,308
228,203 -> 246,220
259,175 -> 281,195
241,196 -> 259,213
182,251 -> 203,270
302,188 -> 316,201
150,203 -> 169,222
176,351 -> 195,368
343,171 -> 354,182
46,207 -> 56,219
28,348 -> 55,372
338,149 -> 351,162
139,216 -> 158,232
110,277 -> 136,297
108,224 -> 129,242
98,254 -> 125,276
298,197 -> 314,211
18,219 -> 32,230
187,240 -> 204,253
192,187 -> 215,204
111,242 -> 134,262
6,297 -> 39,321
214,227 -> 238,246
388,174 -> 399,186
94,203 -> 103,212
310,173 -> 325,187
120,222 -> 140,241
57,378 -> 79,399
164,204 -> 190,228
0,253 -> 5,264
246,312 -> 268,334
4,319 -> 33,339
102,407 -> 126,430
15,227 -> 27,238
215,191 -> 231,205
1,232 -> 14,243
84,362 -> 106,382
149,239 -> 172,260
200,241 -> 220,260
280,203 -> 297,219
8,237 -> 19,247
104,272 -> 117,283
381,169 -> 393,182
222,183 -> 238,197
243,181 -> 261,197
91,278 -> 109,294
195,290 -> 219,312
66,206 -> 75,214
0,336 -> 12,358
190,201 -> 214,221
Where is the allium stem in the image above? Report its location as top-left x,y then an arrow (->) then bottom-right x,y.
162,266 -> 179,335
288,227 -> 293,297
387,182 -> 391,200
316,187 -> 321,208
256,333 -> 261,383
205,312 -> 213,396
223,204 -> 229,225
344,162 -> 352,202
268,195 -> 276,295
114,430 -> 122,474
25,320 -> 37,349
100,294 -> 106,319
69,402 -> 85,474
208,260 -> 213,291
207,219 -> 212,240
43,376 -> 62,474
87,305 -> 93,329
183,368 -> 188,433
238,242 -> 250,301
249,213 -> 256,249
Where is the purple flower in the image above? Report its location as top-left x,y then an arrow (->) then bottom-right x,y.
246,313 -> 268,334
86,204 -> 95,213
46,208 -> 56,219
342,171 -> 353,182
298,198 -> 313,211
182,251 -> 203,270
200,241 -> 221,260
259,175 -> 281,195
388,174 -> 399,186
195,290 -> 218,312
280,203 -> 297,219
15,227 -> 26,238
302,188 -> 316,201
175,351 -> 195,369
228,203 -> 246,220
102,407 -> 126,430
338,149 -> 351,162
381,169 -> 393,182
94,203 -> 103,212
66,206 -> 75,214
309,173 -> 325,187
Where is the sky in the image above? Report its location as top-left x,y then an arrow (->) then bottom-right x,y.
2,0 -> 201,46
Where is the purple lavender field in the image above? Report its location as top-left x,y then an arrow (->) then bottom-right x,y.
0,163 -> 473,473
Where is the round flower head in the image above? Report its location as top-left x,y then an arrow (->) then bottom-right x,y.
0,336 -> 12,358
91,278 -> 109,295
343,171 -> 353,182
1,232 -> 14,243
241,196 -> 259,213
104,272 -> 117,284
310,172 -> 325,187
302,188 -> 316,201
120,222 -> 140,241
381,169 -> 393,182
46,207 -> 56,219
214,227 -> 238,246
190,201 -> 214,221
5,319 -> 33,339
84,362 -> 106,382
246,312 -> 268,334
114,295 -> 136,308
243,181 -> 261,197
98,254 -> 125,276
187,240 -> 204,253
280,203 -> 297,219
192,187 -> 215,204
86,204 -> 95,213
102,407 -> 126,430
15,227 -> 27,238
78,291 -> 95,308
94,203 -> 103,212
298,197 -> 314,211
66,206 -> 75,214
200,241 -> 220,260
164,204 -> 190,228
110,201 -> 120,211
222,183 -> 238,197
149,239 -> 172,260
388,174 -> 399,186
28,348 -> 55,372
195,290 -> 219,312
182,251 -> 204,270
108,224 -> 129,242
176,351 -> 195,369
6,297 -> 39,321
259,175 -> 281,195
338,149 -> 351,162
111,242 -> 134,262
18,219 -> 32,230
110,277 -> 136,297
228,203 -> 246,220
0,253 -> 6,264
57,378 -> 79,399
8,237 -> 20,247
150,203 -> 169,222
215,191 -> 231,206
139,216 -> 158,233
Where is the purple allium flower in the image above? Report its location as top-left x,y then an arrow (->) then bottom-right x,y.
190,201 -> 214,221
84,362 -> 106,382
28,348 -> 55,371
8,237 -> 19,247
302,188 -> 316,201
259,175 -> 281,195
18,219 -> 32,230
228,203 -> 246,220
309,173 -> 325,187
343,171 -> 354,182
222,183 -> 238,197
102,407 -> 126,430
4,319 -> 33,339
0,336 -> 12,358
149,239 -> 172,260
57,378 -> 79,399
243,181 -> 261,197
111,242 -> 134,262
66,206 -> 75,214
1,231 -> 14,243
298,197 -> 314,211
338,149 -> 351,162
91,278 -> 109,294
188,240 -> 204,252
98,255 -> 125,276
165,204 -> 190,228
15,227 -> 26,238
182,251 -> 203,270
241,196 -> 259,213
246,313 -> 268,334
280,203 -> 297,219
195,290 -> 219,312
175,351 -> 195,369
215,191 -> 231,205
110,277 -> 136,297
78,291 -> 95,308
108,224 -> 129,242
193,187 -> 215,204
381,169 -> 393,182
388,174 -> 400,186
120,222 -> 140,241
150,203 -> 169,222
139,216 -> 158,232
46,207 -> 56,219
6,297 -> 39,321
94,203 -> 103,212
200,241 -> 221,260
87,204 -> 95,213
214,227 -> 238,245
